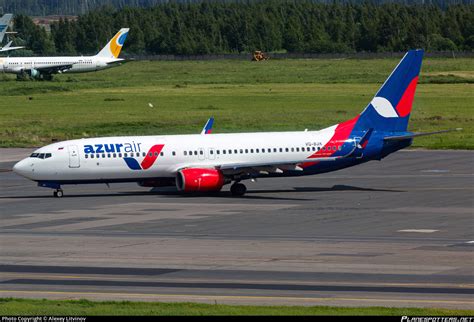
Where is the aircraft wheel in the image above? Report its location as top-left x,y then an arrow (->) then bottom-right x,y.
54,189 -> 64,198
230,183 -> 246,196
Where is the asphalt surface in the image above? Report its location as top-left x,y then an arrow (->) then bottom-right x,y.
0,148 -> 473,308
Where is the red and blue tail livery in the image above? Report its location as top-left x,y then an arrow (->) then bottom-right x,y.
13,49 -> 459,197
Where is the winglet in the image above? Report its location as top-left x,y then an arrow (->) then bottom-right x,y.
201,117 -> 214,135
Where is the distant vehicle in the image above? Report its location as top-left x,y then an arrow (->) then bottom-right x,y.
252,50 -> 269,61
0,14 -> 24,53
13,50 -> 458,198
0,28 -> 129,80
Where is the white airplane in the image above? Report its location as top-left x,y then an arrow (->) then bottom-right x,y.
0,14 -> 24,52
0,28 -> 129,80
13,50 -> 455,198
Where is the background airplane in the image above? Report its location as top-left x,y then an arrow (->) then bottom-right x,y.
0,14 -> 24,52
0,28 -> 129,80
13,49 -> 458,198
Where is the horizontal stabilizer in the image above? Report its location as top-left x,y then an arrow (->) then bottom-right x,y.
384,128 -> 462,141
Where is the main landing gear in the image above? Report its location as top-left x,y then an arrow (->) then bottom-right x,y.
230,182 -> 247,196
53,189 -> 64,198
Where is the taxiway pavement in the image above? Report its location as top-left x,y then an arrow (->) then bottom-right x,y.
0,149 -> 472,308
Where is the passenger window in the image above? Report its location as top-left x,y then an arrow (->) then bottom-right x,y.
184,151 -> 187,156
118,153 -> 122,157
234,149 -> 238,154
200,150 -> 204,155
317,147 -> 320,151
296,148 -> 300,152
154,152 -> 159,157
291,148 -> 294,152
172,151 -> 176,156
239,149 -> 243,154
102,154 -> 105,158
113,153 -> 117,158
223,150 -> 226,154
149,152 -> 153,157
189,151 -> 192,155
285,148 -> 289,152
245,149 -> 248,153
217,150 -> 220,155
273,148 -> 277,152
279,148 -> 283,152
91,154 -> 94,159
85,154 -> 88,159
96,154 -> 100,159
312,147 -> 316,151
322,147 -> 326,151
250,149 -> 254,153
124,153 -> 128,157
160,152 -> 164,156
108,154 -> 111,158
210,150 -> 214,155
256,149 -> 259,153
136,152 -> 140,157
142,152 -> 146,157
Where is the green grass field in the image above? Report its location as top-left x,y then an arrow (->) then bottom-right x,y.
0,57 -> 472,148
1,298 -> 473,316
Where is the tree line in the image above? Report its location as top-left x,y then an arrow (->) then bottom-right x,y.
1,0 -> 472,16
8,1 -> 474,56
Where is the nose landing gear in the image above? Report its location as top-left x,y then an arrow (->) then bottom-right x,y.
53,189 -> 64,198
230,182 -> 247,196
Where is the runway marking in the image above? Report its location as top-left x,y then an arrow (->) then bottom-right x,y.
1,290 -> 472,305
2,273 -> 472,289
398,230 -> 439,233
466,241 -> 474,244
386,207 -> 472,214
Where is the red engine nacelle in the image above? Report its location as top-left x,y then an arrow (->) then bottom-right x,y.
176,168 -> 225,192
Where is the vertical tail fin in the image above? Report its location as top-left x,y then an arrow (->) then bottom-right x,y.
0,14 -> 13,43
357,49 -> 424,132
96,28 -> 129,59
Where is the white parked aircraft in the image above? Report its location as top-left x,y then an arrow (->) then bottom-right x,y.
13,50 -> 455,197
0,14 -> 24,52
0,28 -> 129,79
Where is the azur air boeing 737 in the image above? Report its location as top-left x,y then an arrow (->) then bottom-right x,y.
13,49 -> 456,197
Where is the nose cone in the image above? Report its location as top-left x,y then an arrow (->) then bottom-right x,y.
13,158 -> 32,179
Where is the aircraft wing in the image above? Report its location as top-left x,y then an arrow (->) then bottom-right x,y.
32,63 -> 74,74
175,156 -> 342,176
0,41 -> 24,52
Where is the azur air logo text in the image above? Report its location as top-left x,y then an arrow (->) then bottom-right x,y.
83,142 -> 164,170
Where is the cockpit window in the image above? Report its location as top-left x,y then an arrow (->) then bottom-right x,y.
30,153 -> 52,159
